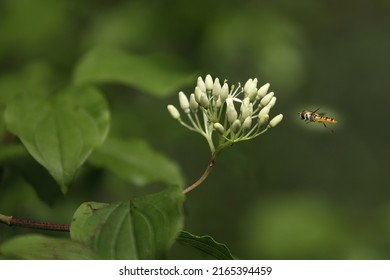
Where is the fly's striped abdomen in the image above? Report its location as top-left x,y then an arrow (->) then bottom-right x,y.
312,113 -> 337,124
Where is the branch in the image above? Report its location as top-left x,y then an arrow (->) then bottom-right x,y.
0,213 -> 70,232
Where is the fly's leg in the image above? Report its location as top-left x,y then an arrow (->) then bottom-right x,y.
322,122 -> 334,133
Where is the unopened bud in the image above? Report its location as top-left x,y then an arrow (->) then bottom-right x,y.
231,119 -> 241,133
243,79 -> 253,93
194,86 -> 203,102
178,91 -> 190,113
258,106 -> 270,119
167,105 -> 180,120
244,78 -> 258,101
227,103 -> 238,123
220,83 -> 229,102
242,116 -> 252,131
197,76 -> 206,93
189,93 -> 198,112
258,113 -> 269,126
214,122 -> 225,134
269,114 -> 283,128
268,96 -> 277,108
240,99 -> 252,120
212,78 -> 221,100
260,92 -> 274,107
205,74 -> 213,92
200,93 -> 209,108
257,83 -> 270,99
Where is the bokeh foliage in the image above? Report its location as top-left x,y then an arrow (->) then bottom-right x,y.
1,0 -> 390,259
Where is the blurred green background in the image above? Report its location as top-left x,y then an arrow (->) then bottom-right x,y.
1,0 -> 390,259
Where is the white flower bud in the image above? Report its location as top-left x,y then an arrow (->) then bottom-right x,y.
197,76 -> 206,93
257,83 -> 270,99
227,103 -> 238,123
252,78 -> 258,87
194,86 -> 203,102
205,74 -> 213,92
258,106 -> 270,118
245,78 -> 258,101
220,83 -> 229,102
269,114 -> 283,128
167,105 -> 180,120
214,122 -> 225,134
248,89 -> 257,102
243,79 -> 253,93
260,92 -> 274,107
178,91 -> 190,113
200,93 -> 209,108
189,93 -> 198,112
212,78 -> 221,100
268,96 -> 277,108
242,116 -> 252,131
240,99 -> 252,120
258,113 -> 269,126
231,119 -> 241,133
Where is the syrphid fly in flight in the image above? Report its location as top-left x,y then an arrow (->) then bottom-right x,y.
298,108 -> 337,130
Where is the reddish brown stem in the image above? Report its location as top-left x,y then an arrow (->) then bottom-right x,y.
183,158 -> 216,194
0,214 -> 70,232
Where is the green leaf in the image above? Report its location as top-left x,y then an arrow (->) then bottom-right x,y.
70,185 -> 184,259
0,234 -> 99,260
4,85 -> 110,193
177,231 -> 234,260
0,62 -> 58,138
89,137 -> 184,188
73,47 -> 195,97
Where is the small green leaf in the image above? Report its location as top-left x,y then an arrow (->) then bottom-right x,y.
177,231 -> 234,260
70,185 -> 184,259
89,137 -> 185,188
0,234 -> 99,260
73,47 -> 195,97
4,85 -> 110,193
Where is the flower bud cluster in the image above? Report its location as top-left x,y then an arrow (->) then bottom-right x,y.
168,75 -> 283,153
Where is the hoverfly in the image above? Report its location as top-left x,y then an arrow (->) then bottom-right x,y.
298,108 -> 337,129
